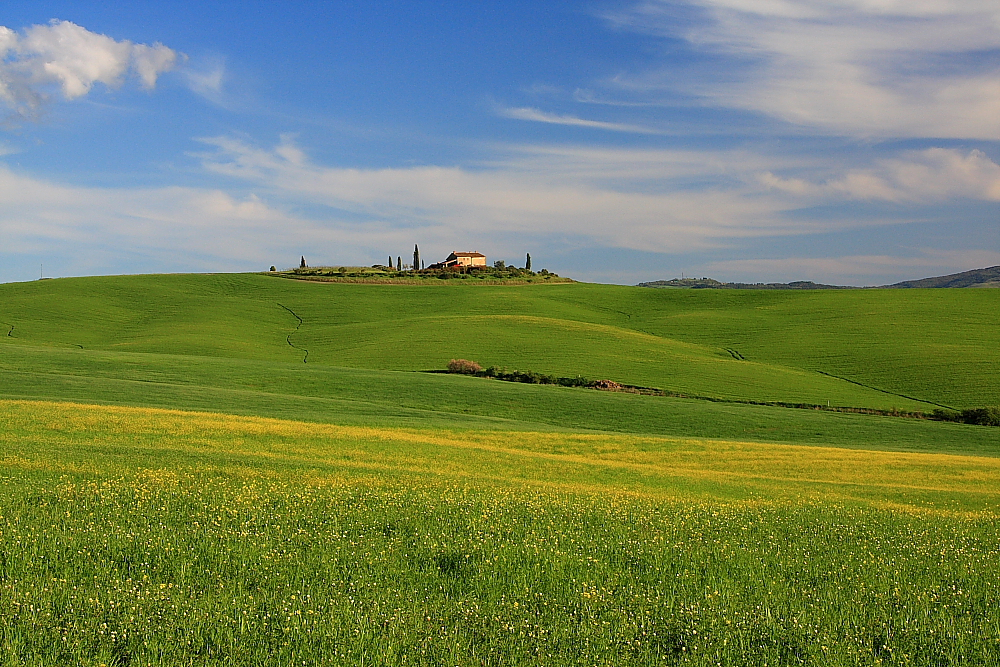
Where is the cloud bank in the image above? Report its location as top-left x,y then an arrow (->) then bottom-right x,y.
0,20 -> 178,119
0,135 -> 994,283
195,138 -> 1000,252
196,136 -> 830,255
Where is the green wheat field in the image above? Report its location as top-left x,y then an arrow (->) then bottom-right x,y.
1,272 -> 999,665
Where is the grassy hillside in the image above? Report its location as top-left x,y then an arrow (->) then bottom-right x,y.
618,287 -> 1000,410
2,273 -> 996,410
887,264 -> 1000,288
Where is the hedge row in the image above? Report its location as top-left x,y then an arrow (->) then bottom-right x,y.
448,360 -> 1000,428
447,359 -> 591,387
932,406 -> 1000,427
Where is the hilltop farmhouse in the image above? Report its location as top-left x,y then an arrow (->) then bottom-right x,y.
430,251 -> 487,269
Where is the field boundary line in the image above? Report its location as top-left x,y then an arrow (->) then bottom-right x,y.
815,370 -> 956,410
446,370 -> 946,420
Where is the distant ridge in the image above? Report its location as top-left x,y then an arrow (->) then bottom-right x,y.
639,266 -> 1000,289
885,265 -> 1000,289
637,277 -> 849,290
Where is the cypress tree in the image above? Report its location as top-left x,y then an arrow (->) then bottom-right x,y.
388,255 -> 393,270
413,245 -> 420,272
397,256 -> 401,271
526,253 -> 531,271
300,256 -> 306,268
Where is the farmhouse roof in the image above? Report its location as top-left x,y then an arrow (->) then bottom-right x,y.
449,251 -> 486,257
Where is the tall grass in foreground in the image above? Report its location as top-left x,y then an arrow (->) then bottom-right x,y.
1,472 -> 998,665
1,400 -> 999,665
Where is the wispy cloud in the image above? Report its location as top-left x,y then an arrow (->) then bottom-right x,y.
606,0 -> 1000,138
181,56 -> 226,105
760,149 -> 1000,203
572,88 -> 663,107
0,20 -> 179,121
498,106 -> 666,134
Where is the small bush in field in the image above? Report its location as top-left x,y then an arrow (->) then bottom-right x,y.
447,359 -> 482,374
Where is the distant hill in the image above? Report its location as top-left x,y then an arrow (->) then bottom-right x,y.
885,265 -> 1000,288
639,265 -> 1000,290
637,277 -> 849,290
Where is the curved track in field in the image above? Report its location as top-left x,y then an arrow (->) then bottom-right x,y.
277,303 -> 309,363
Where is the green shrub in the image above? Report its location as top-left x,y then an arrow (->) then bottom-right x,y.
931,408 -> 961,422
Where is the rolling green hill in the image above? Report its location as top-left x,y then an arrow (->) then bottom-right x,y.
1,272 -> 997,412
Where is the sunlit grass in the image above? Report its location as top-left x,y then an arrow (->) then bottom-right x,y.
6,399 -> 1000,509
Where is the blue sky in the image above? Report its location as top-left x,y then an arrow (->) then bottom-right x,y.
1,1 -> 998,285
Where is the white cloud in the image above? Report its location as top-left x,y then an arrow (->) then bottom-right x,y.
760,148 -> 1000,202
607,0 -> 1000,138
0,20 -> 178,119
498,106 -> 666,134
131,42 -> 179,89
